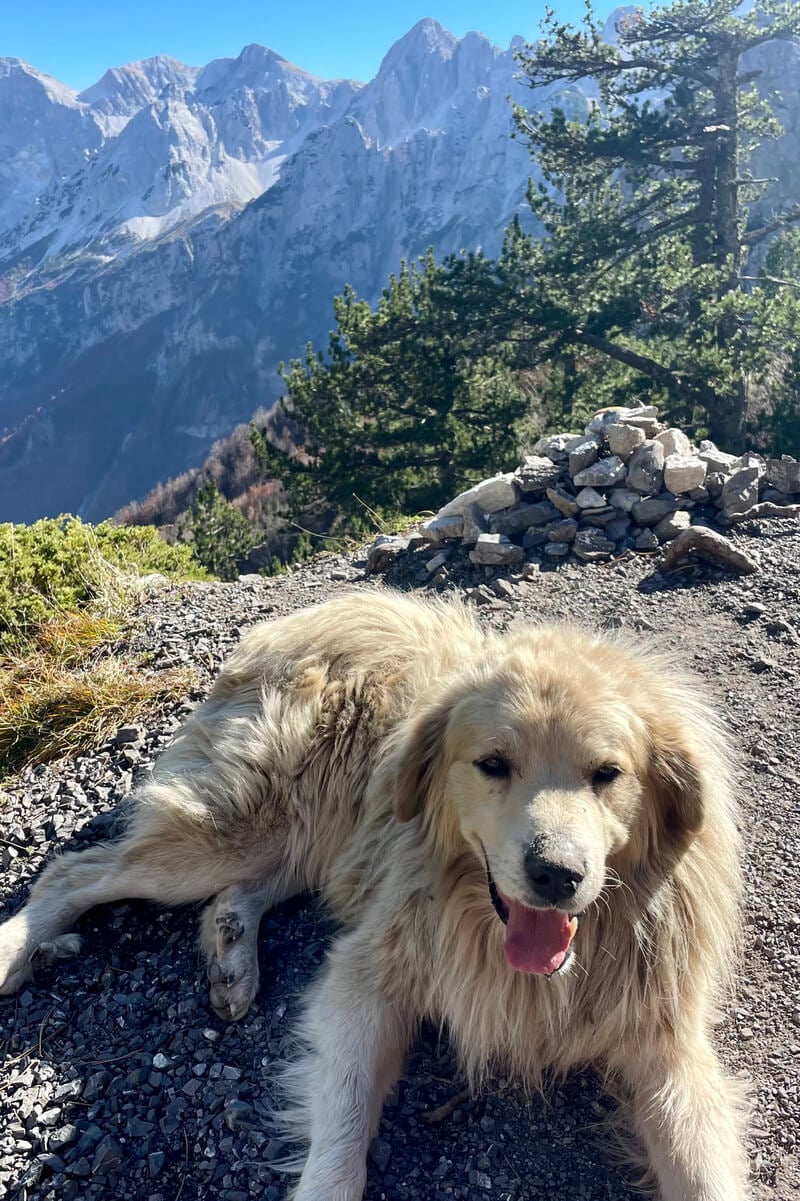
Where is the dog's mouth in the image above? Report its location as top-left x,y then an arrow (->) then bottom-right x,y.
482,847 -> 578,977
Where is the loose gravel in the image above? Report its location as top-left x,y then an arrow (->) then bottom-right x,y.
1,520 -> 799,1201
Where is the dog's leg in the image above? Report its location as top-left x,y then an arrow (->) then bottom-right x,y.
200,881 -> 289,1022
0,784 -> 277,995
617,1034 -> 750,1201
286,930 -> 415,1201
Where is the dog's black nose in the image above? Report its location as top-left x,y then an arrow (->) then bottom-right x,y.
524,846 -> 584,905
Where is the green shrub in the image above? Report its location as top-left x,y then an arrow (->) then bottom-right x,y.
0,516 -> 207,651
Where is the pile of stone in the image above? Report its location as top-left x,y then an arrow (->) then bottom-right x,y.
368,404 -> 800,575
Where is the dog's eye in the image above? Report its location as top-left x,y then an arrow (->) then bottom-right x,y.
593,764 -> 622,786
475,756 -> 511,778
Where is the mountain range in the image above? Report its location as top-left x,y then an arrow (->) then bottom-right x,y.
1,15 -> 798,522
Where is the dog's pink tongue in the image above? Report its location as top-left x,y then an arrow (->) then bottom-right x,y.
502,898 -> 573,975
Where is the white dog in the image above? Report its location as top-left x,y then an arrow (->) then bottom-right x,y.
0,591 -> 748,1200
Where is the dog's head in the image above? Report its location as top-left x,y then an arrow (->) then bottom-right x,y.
389,626 -> 723,977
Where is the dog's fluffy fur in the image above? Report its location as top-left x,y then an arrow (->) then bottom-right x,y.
0,591 -> 748,1200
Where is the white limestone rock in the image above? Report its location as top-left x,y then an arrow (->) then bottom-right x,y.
697,440 -> 738,472
663,454 -> 707,495
606,422 -> 646,461
438,472 -> 519,518
585,405 -> 659,435
655,427 -> 692,457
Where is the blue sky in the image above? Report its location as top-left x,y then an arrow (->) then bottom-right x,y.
5,1 -> 608,91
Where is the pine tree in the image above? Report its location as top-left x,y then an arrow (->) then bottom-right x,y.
252,252 -> 529,527
511,0 -> 800,448
182,479 -> 257,580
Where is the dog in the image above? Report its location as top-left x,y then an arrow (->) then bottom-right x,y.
0,590 -> 748,1201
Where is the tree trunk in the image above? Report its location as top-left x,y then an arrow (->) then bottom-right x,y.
706,374 -> 748,453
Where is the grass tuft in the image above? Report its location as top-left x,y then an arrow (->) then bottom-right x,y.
0,518 -> 207,778
0,611 -> 195,776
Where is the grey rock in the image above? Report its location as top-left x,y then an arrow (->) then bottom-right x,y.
548,519 -> 578,542
705,471 -> 726,499
224,1099 -> 254,1130
576,486 -> 607,509
606,422 -> 646,461
491,578 -> 516,599
546,485 -> 579,517
662,525 -> 759,574
605,514 -> 631,542
461,502 -> 489,546
572,530 -> 616,561
579,506 -> 617,527
489,501 -> 557,537
468,534 -> 525,566
607,487 -> 641,513
369,1136 -> 392,1173
634,528 -> 660,551
567,434 -> 601,477
522,528 -> 549,549
572,455 -> 627,489
514,456 -> 562,494
631,495 -> 679,526
766,456 -> 800,494
544,541 -> 570,557
422,514 -> 464,543
721,467 -> 760,518
148,1152 -> 166,1178
424,552 -> 449,574
366,535 -> 408,574
114,726 -> 143,746
654,510 -> 692,543
91,1135 -> 122,1175
627,440 -> 665,495
531,432 -> 576,462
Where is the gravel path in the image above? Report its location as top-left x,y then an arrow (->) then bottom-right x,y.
1,520 -> 799,1201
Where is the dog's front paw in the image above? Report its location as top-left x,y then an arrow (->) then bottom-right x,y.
207,944 -> 259,1022
0,916 -> 82,996
292,1162 -> 367,1201
0,914 -> 36,995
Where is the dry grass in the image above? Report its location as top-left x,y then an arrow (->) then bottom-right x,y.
0,610 -> 196,777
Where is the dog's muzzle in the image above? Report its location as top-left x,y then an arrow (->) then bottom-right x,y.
481,843 -> 578,977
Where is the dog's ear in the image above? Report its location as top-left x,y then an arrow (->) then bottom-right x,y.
392,701 -> 452,823
646,717 -> 706,851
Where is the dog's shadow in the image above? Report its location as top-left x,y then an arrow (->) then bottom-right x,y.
1,812 -> 640,1201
